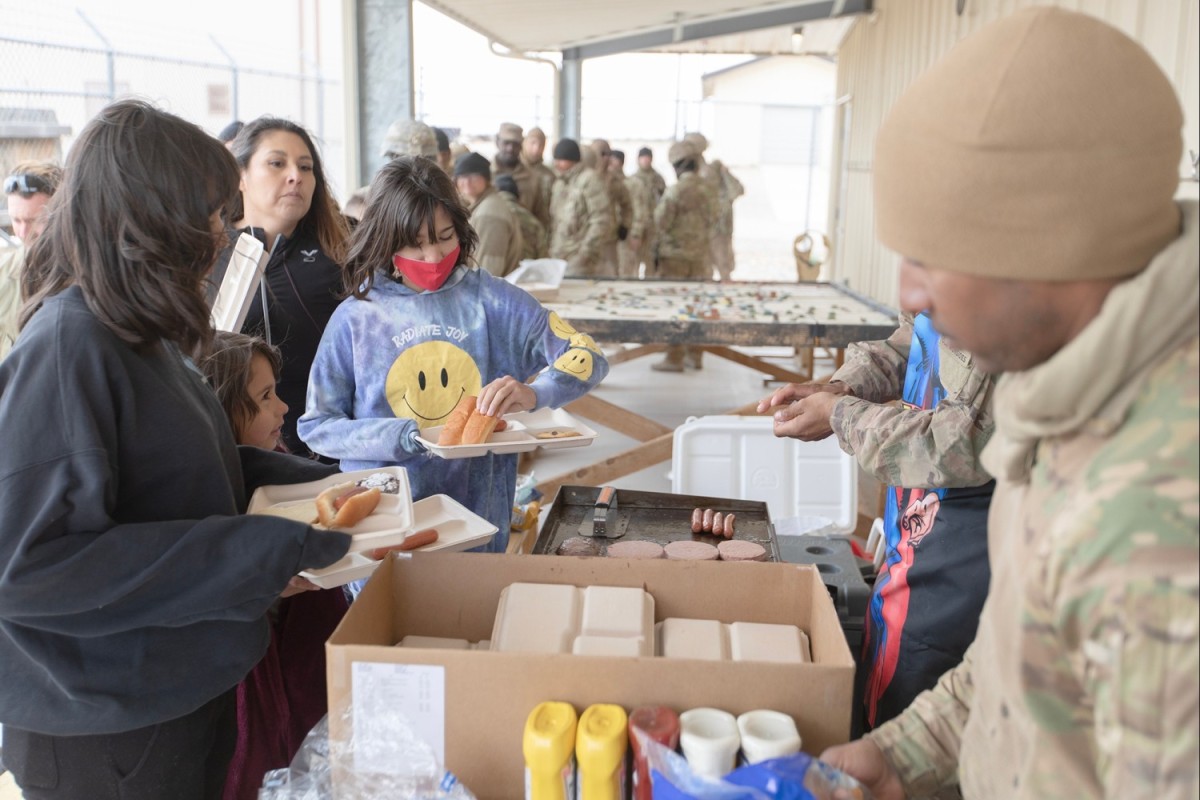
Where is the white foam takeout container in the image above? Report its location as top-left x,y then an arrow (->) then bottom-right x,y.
294,494 -> 498,589
248,467 -> 417,556
416,406 -> 597,459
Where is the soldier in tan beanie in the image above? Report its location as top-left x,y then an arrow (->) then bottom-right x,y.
822,8 -> 1198,800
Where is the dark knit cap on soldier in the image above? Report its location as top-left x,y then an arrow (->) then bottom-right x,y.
553,138 -> 582,162
495,174 -> 520,198
638,147 -> 652,158
454,152 -> 491,180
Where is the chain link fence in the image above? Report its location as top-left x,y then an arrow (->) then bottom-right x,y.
0,32 -> 341,213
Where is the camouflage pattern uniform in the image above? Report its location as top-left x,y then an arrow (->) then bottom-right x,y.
600,169 -> 632,276
634,164 -> 667,205
652,145 -> 716,369
618,174 -> 655,279
686,134 -> 744,281
867,203 -> 1200,798
499,190 -> 548,262
494,159 -> 553,230
466,185 -> 523,278
549,163 -> 612,278
702,159 -> 744,280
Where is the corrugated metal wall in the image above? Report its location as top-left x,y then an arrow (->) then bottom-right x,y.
828,0 -> 1200,307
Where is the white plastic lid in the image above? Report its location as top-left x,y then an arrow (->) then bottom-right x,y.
671,415 -> 857,532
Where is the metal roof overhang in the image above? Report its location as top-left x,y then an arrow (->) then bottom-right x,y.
419,0 -> 871,58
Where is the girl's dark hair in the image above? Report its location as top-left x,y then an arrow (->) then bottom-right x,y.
228,116 -> 350,263
20,99 -> 239,357
201,331 -> 283,441
342,155 -> 478,299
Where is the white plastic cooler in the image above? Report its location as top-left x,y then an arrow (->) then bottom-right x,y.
670,415 -> 857,533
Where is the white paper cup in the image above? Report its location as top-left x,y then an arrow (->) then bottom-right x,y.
736,709 -> 802,763
679,707 -> 740,778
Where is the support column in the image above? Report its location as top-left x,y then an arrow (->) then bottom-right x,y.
350,0 -> 415,188
558,54 -> 583,141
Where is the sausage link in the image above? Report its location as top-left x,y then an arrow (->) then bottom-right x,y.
724,513 -> 736,539
702,508 -> 715,532
398,527 -> 440,551
711,512 -> 725,538
691,507 -> 704,533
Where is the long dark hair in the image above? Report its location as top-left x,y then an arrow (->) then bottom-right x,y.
20,99 -> 239,357
229,116 -> 349,263
342,155 -> 478,300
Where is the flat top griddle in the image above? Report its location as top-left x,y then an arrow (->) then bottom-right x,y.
533,485 -> 781,562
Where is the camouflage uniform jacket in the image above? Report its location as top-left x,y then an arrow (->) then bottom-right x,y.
467,186 -> 523,278
548,163 -> 611,275
519,156 -> 557,227
499,190 -> 548,262
494,158 -> 553,229
602,170 -> 632,238
624,174 -> 655,243
634,165 -> 666,204
653,172 -> 716,263
829,312 -> 995,487
869,201 -> 1200,799
0,246 -> 24,361
698,158 -> 744,237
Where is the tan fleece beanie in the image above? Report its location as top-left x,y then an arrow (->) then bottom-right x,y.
874,7 -> 1183,280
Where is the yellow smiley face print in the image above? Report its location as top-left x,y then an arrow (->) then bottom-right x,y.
553,347 -> 594,381
569,332 -> 599,352
547,311 -> 578,341
385,341 -> 482,425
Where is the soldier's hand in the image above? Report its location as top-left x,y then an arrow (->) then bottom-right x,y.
820,739 -> 907,800
771,391 -> 841,441
756,380 -> 852,415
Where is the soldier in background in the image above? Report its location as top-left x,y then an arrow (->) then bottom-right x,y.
633,146 -> 666,204
650,140 -> 716,372
759,311 -> 994,739
684,132 -> 744,281
495,173 -> 547,262
381,118 -> 439,163
453,152 -> 522,278
521,127 -> 558,201
589,139 -> 631,277
816,9 -> 1198,799
610,150 -> 654,279
548,138 -> 611,278
493,122 -> 553,230
433,127 -> 453,174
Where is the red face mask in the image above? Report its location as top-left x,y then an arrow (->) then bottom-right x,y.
392,245 -> 461,291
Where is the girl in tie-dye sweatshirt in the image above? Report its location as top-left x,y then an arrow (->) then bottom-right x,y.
298,156 -> 608,552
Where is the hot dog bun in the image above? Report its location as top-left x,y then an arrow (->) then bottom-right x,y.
315,482 -> 381,528
437,396 -> 477,446
460,407 -> 500,445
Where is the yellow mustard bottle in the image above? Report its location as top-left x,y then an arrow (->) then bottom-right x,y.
575,704 -> 628,800
524,701 -> 578,800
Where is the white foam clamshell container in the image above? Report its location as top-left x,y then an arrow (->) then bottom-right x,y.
671,415 -> 857,533
491,582 -> 655,657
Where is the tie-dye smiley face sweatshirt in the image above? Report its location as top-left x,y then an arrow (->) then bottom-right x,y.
297,266 -> 608,551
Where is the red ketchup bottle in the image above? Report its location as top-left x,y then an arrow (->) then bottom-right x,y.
628,706 -> 681,800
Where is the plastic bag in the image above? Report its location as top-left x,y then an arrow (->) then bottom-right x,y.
636,729 -> 870,800
258,705 -> 476,800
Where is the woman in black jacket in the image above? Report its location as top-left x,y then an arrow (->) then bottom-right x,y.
218,117 -> 351,458
1,100 -> 350,800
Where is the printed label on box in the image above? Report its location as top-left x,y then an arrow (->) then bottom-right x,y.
352,662 -> 446,770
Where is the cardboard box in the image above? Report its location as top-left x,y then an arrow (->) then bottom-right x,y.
326,552 -> 855,798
